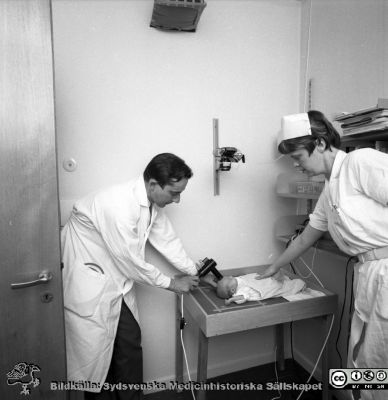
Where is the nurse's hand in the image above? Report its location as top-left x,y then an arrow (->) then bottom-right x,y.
255,265 -> 282,280
169,275 -> 199,294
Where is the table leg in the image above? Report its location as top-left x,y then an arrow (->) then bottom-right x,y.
197,328 -> 208,400
176,295 -> 183,388
322,314 -> 333,400
275,323 -> 285,371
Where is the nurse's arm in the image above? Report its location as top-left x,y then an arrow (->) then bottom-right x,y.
256,224 -> 325,280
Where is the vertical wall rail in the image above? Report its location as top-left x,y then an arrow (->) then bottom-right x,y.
213,118 -> 220,196
308,78 -> 313,110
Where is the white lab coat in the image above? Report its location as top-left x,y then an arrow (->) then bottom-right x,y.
61,176 -> 197,390
309,149 -> 388,400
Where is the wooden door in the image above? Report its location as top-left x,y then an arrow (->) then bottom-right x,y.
0,1 -> 66,398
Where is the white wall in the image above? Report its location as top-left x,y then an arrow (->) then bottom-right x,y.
52,0 -> 302,385
301,0 -> 388,118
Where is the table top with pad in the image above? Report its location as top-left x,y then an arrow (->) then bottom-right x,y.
183,265 -> 337,337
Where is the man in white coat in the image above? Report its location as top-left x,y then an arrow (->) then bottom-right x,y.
259,111 -> 388,400
61,153 -> 201,399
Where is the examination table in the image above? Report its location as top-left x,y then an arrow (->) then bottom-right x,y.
176,265 -> 337,400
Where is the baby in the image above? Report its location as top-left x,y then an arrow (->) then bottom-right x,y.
216,271 -> 306,304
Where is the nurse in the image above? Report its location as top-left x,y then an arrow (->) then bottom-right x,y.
259,110 -> 388,400
61,153 -> 202,399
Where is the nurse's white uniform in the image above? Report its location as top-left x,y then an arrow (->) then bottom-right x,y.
309,148 -> 388,400
61,176 -> 197,390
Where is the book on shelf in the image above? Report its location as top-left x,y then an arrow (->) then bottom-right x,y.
341,118 -> 388,136
340,110 -> 388,128
334,98 -> 388,137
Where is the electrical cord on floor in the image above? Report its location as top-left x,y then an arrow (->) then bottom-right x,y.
285,235 -> 333,399
289,322 -> 309,386
271,315 -> 334,400
270,345 -> 282,400
295,314 -> 335,400
335,256 -> 354,368
289,247 -> 335,400
280,222 -> 336,398
290,322 -> 295,361
179,294 -> 196,400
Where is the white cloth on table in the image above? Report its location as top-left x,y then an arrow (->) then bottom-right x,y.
231,273 -> 306,304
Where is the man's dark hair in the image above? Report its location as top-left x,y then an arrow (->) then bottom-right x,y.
143,153 -> 193,188
278,110 -> 341,155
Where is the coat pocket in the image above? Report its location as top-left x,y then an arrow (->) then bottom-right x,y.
376,273 -> 388,320
64,260 -> 107,317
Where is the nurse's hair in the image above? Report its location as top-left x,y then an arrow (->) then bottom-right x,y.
143,153 -> 193,188
278,110 -> 341,155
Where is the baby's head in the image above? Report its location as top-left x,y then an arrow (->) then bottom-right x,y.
216,276 -> 238,299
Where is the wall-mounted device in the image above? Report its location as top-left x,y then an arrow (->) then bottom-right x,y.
216,147 -> 245,171
197,257 -> 223,280
213,118 -> 246,195
150,0 -> 207,32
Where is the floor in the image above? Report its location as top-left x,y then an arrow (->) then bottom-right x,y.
145,359 -> 329,400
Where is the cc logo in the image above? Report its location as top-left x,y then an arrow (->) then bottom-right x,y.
363,370 -> 374,381
376,370 -> 387,381
330,370 -> 347,388
351,370 -> 362,381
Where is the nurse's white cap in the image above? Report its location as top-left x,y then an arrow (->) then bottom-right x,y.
277,112 -> 312,146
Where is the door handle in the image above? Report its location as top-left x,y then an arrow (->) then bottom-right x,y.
11,271 -> 53,289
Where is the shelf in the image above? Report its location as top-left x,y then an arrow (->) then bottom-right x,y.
340,128 -> 388,144
276,172 -> 324,200
277,192 -> 320,200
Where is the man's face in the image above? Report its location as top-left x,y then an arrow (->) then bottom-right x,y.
149,178 -> 188,208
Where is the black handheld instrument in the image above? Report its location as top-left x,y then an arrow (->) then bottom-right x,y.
197,257 -> 223,280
